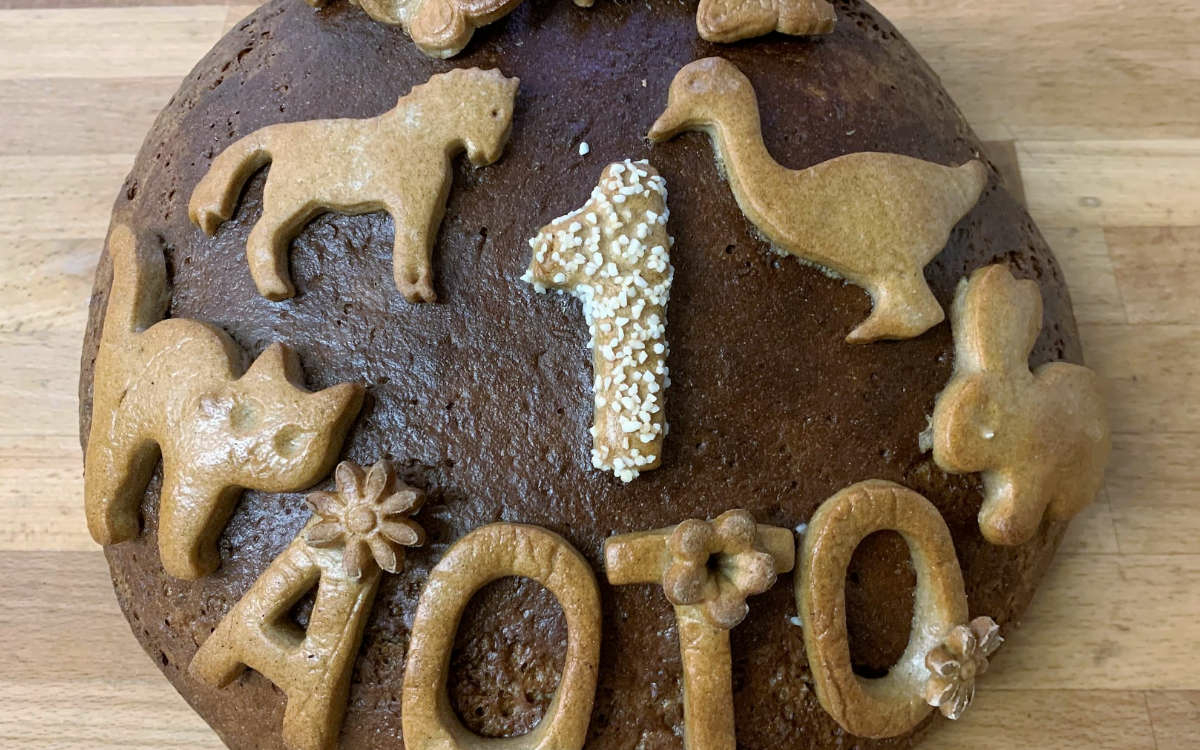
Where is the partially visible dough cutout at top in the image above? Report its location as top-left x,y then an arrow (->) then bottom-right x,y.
697,0 -> 835,43
524,160 -> 674,482
930,264 -> 1111,545
189,68 -> 518,303
649,57 -> 987,343
307,0 -> 595,59
85,225 -> 363,580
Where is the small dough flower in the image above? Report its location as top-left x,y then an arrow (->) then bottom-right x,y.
661,509 -> 777,629
924,616 -> 1003,720
304,460 -> 425,579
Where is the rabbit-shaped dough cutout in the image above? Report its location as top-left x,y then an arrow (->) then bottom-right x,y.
931,265 -> 1111,546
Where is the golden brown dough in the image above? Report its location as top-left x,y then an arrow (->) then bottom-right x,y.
84,224 -> 362,580
605,510 -> 795,750
189,68 -> 518,303
649,57 -> 986,343
931,265 -> 1111,545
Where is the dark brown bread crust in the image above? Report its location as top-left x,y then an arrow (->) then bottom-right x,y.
79,0 -> 1079,747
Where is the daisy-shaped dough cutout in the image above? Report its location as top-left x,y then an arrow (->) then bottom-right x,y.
305,460 -> 426,578
923,616 -> 1003,720
661,509 -> 778,629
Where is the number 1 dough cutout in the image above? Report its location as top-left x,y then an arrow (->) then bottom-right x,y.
85,225 -> 363,580
524,159 -> 674,482
930,264 -> 1111,545
649,57 -> 987,343
189,68 -> 518,303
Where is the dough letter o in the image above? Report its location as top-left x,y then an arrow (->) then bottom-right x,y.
402,523 -> 601,750
797,480 -> 969,738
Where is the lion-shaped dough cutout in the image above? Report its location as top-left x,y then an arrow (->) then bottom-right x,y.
189,67 -> 518,303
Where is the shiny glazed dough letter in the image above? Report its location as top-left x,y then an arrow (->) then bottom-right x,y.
188,518 -> 381,750
796,480 -> 970,738
604,510 -> 795,750
402,523 -> 601,750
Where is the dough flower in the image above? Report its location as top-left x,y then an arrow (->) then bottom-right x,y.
924,616 -> 1003,720
662,509 -> 777,628
305,460 -> 426,578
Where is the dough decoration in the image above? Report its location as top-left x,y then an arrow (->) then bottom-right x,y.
662,510 -> 778,629
84,225 -> 363,580
696,0 -> 835,43
308,0 -> 594,59
189,67 -> 519,303
796,480 -> 1000,738
523,160 -> 674,482
930,264 -> 1111,545
649,57 -> 987,343
305,460 -> 426,579
923,616 -> 1002,720
189,516 -> 385,750
605,511 -> 794,750
403,523 -> 600,750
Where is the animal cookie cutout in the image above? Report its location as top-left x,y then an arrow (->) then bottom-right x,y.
189,68 -> 519,303
797,480 -> 1000,737
403,523 -> 601,750
605,510 -> 794,750
697,0 -> 835,43
931,264 -> 1111,545
308,0 -> 594,59
84,225 -> 363,580
523,160 -> 674,482
189,461 -> 425,750
649,58 -> 987,343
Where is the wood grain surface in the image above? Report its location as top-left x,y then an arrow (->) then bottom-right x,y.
1,1 -> 1198,747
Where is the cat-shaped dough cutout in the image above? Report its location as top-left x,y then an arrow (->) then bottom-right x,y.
189,68 -> 518,303
85,224 -> 364,580
697,0 -> 835,43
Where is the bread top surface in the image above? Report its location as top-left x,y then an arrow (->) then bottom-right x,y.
79,0 -> 1081,747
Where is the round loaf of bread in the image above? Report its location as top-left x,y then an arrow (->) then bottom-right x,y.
79,0 -> 1082,747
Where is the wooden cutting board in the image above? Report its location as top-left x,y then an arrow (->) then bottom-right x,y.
0,0 -> 1198,747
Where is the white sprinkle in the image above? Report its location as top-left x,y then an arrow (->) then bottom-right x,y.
579,141 -> 590,156
522,159 -> 675,484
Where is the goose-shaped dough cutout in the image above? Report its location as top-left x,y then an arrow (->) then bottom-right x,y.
697,0 -> 835,43
931,264 -> 1111,545
649,57 -> 987,343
